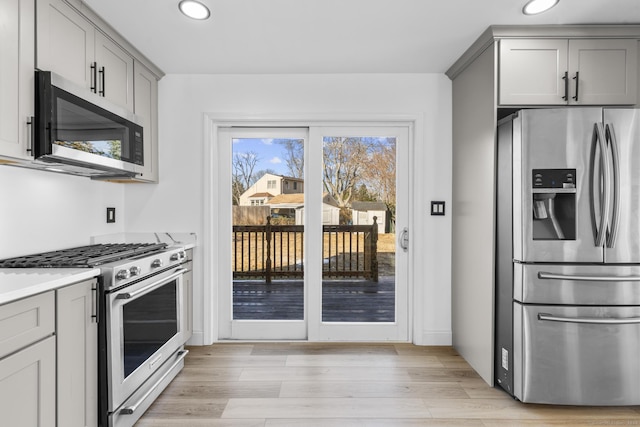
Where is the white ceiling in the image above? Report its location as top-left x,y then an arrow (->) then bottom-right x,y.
83,0 -> 640,75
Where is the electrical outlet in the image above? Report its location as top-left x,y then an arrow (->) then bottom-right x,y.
106,207 -> 116,223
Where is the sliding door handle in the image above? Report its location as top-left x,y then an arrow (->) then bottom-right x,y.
399,227 -> 409,252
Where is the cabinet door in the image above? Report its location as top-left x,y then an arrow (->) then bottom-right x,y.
568,39 -> 638,105
0,0 -> 34,160
133,61 -> 159,182
57,280 -> 98,427
0,336 -> 56,427
499,39 -> 569,105
36,0 -> 95,90
95,31 -> 134,111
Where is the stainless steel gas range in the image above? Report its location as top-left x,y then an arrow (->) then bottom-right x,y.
0,242 -> 190,427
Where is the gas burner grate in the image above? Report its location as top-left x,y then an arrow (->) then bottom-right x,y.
0,243 -> 168,268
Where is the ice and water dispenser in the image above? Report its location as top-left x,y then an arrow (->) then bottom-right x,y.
531,169 -> 576,240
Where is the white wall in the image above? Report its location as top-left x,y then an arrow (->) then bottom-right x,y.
0,165 -> 125,258
124,73 -> 452,345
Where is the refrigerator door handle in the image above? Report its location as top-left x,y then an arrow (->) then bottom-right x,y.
538,271 -> 640,282
538,313 -> 640,325
593,123 -> 610,248
605,123 -> 621,249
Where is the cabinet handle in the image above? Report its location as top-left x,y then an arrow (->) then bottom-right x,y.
90,62 -> 97,93
562,71 -> 568,101
99,66 -> 105,96
572,71 -> 579,102
26,116 -> 34,153
91,284 -> 98,323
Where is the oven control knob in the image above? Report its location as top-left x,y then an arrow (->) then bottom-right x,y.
151,259 -> 163,268
129,266 -> 141,276
170,253 -> 180,261
116,269 -> 130,280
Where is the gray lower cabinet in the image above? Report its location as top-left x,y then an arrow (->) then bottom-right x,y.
0,291 -> 56,426
0,279 -> 98,427
57,279 -> 98,427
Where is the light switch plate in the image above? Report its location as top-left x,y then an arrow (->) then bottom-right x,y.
430,201 -> 445,216
106,207 -> 116,223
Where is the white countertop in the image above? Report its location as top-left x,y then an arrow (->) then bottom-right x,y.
0,268 -> 101,305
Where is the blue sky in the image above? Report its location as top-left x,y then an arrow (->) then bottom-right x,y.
232,138 -> 292,176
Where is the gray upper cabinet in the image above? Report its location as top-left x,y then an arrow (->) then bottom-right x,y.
0,0 -> 35,161
36,0 -> 134,111
133,61 -> 159,182
34,0 -> 164,182
499,38 -> 638,106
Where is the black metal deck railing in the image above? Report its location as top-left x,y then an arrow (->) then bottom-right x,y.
233,216 -> 378,283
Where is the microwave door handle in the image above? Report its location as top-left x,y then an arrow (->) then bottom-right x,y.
593,123 -> 610,248
605,123 -> 620,249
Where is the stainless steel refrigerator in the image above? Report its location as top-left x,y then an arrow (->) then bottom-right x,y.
496,108 -> 640,405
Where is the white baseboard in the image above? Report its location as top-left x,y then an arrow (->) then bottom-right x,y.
414,330 -> 452,346
185,331 -> 205,346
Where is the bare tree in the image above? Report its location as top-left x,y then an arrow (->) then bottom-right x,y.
276,139 -> 304,178
361,140 -> 397,229
232,151 -> 260,205
322,137 -> 370,212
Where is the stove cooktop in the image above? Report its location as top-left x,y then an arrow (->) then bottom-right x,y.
0,243 -> 168,268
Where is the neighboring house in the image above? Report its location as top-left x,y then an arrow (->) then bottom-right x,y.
268,193 -> 340,225
351,201 -> 388,234
238,173 -> 304,206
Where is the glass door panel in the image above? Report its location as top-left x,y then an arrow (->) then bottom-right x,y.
218,127 -> 308,340
309,126 -> 409,341
321,136 -> 396,322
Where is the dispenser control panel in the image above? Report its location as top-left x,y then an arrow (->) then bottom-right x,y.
532,169 -> 576,189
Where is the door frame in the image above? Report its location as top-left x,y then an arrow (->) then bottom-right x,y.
203,113 -> 420,344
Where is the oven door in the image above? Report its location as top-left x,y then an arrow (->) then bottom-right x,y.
106,266 -> 185,412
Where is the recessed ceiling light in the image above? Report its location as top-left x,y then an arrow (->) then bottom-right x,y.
523,0 -> 559,15
178,0 -> 211,20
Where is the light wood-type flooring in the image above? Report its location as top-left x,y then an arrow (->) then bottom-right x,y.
136,343 -> 640,426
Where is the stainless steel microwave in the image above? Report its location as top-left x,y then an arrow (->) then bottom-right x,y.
32,71 -> 143,178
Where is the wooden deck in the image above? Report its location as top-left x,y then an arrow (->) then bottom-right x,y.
233,277 -> 395,322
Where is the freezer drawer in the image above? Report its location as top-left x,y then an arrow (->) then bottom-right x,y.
514,303 -> 640,405
514,263 -> 640,305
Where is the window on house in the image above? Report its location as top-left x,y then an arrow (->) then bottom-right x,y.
285,181 -> 289,189
293,182 -> 298,190
267,180 -> 276,189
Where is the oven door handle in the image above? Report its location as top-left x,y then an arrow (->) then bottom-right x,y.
115,268 -> 187,300
538,313 -> 640,325
119,349 -> 189,415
